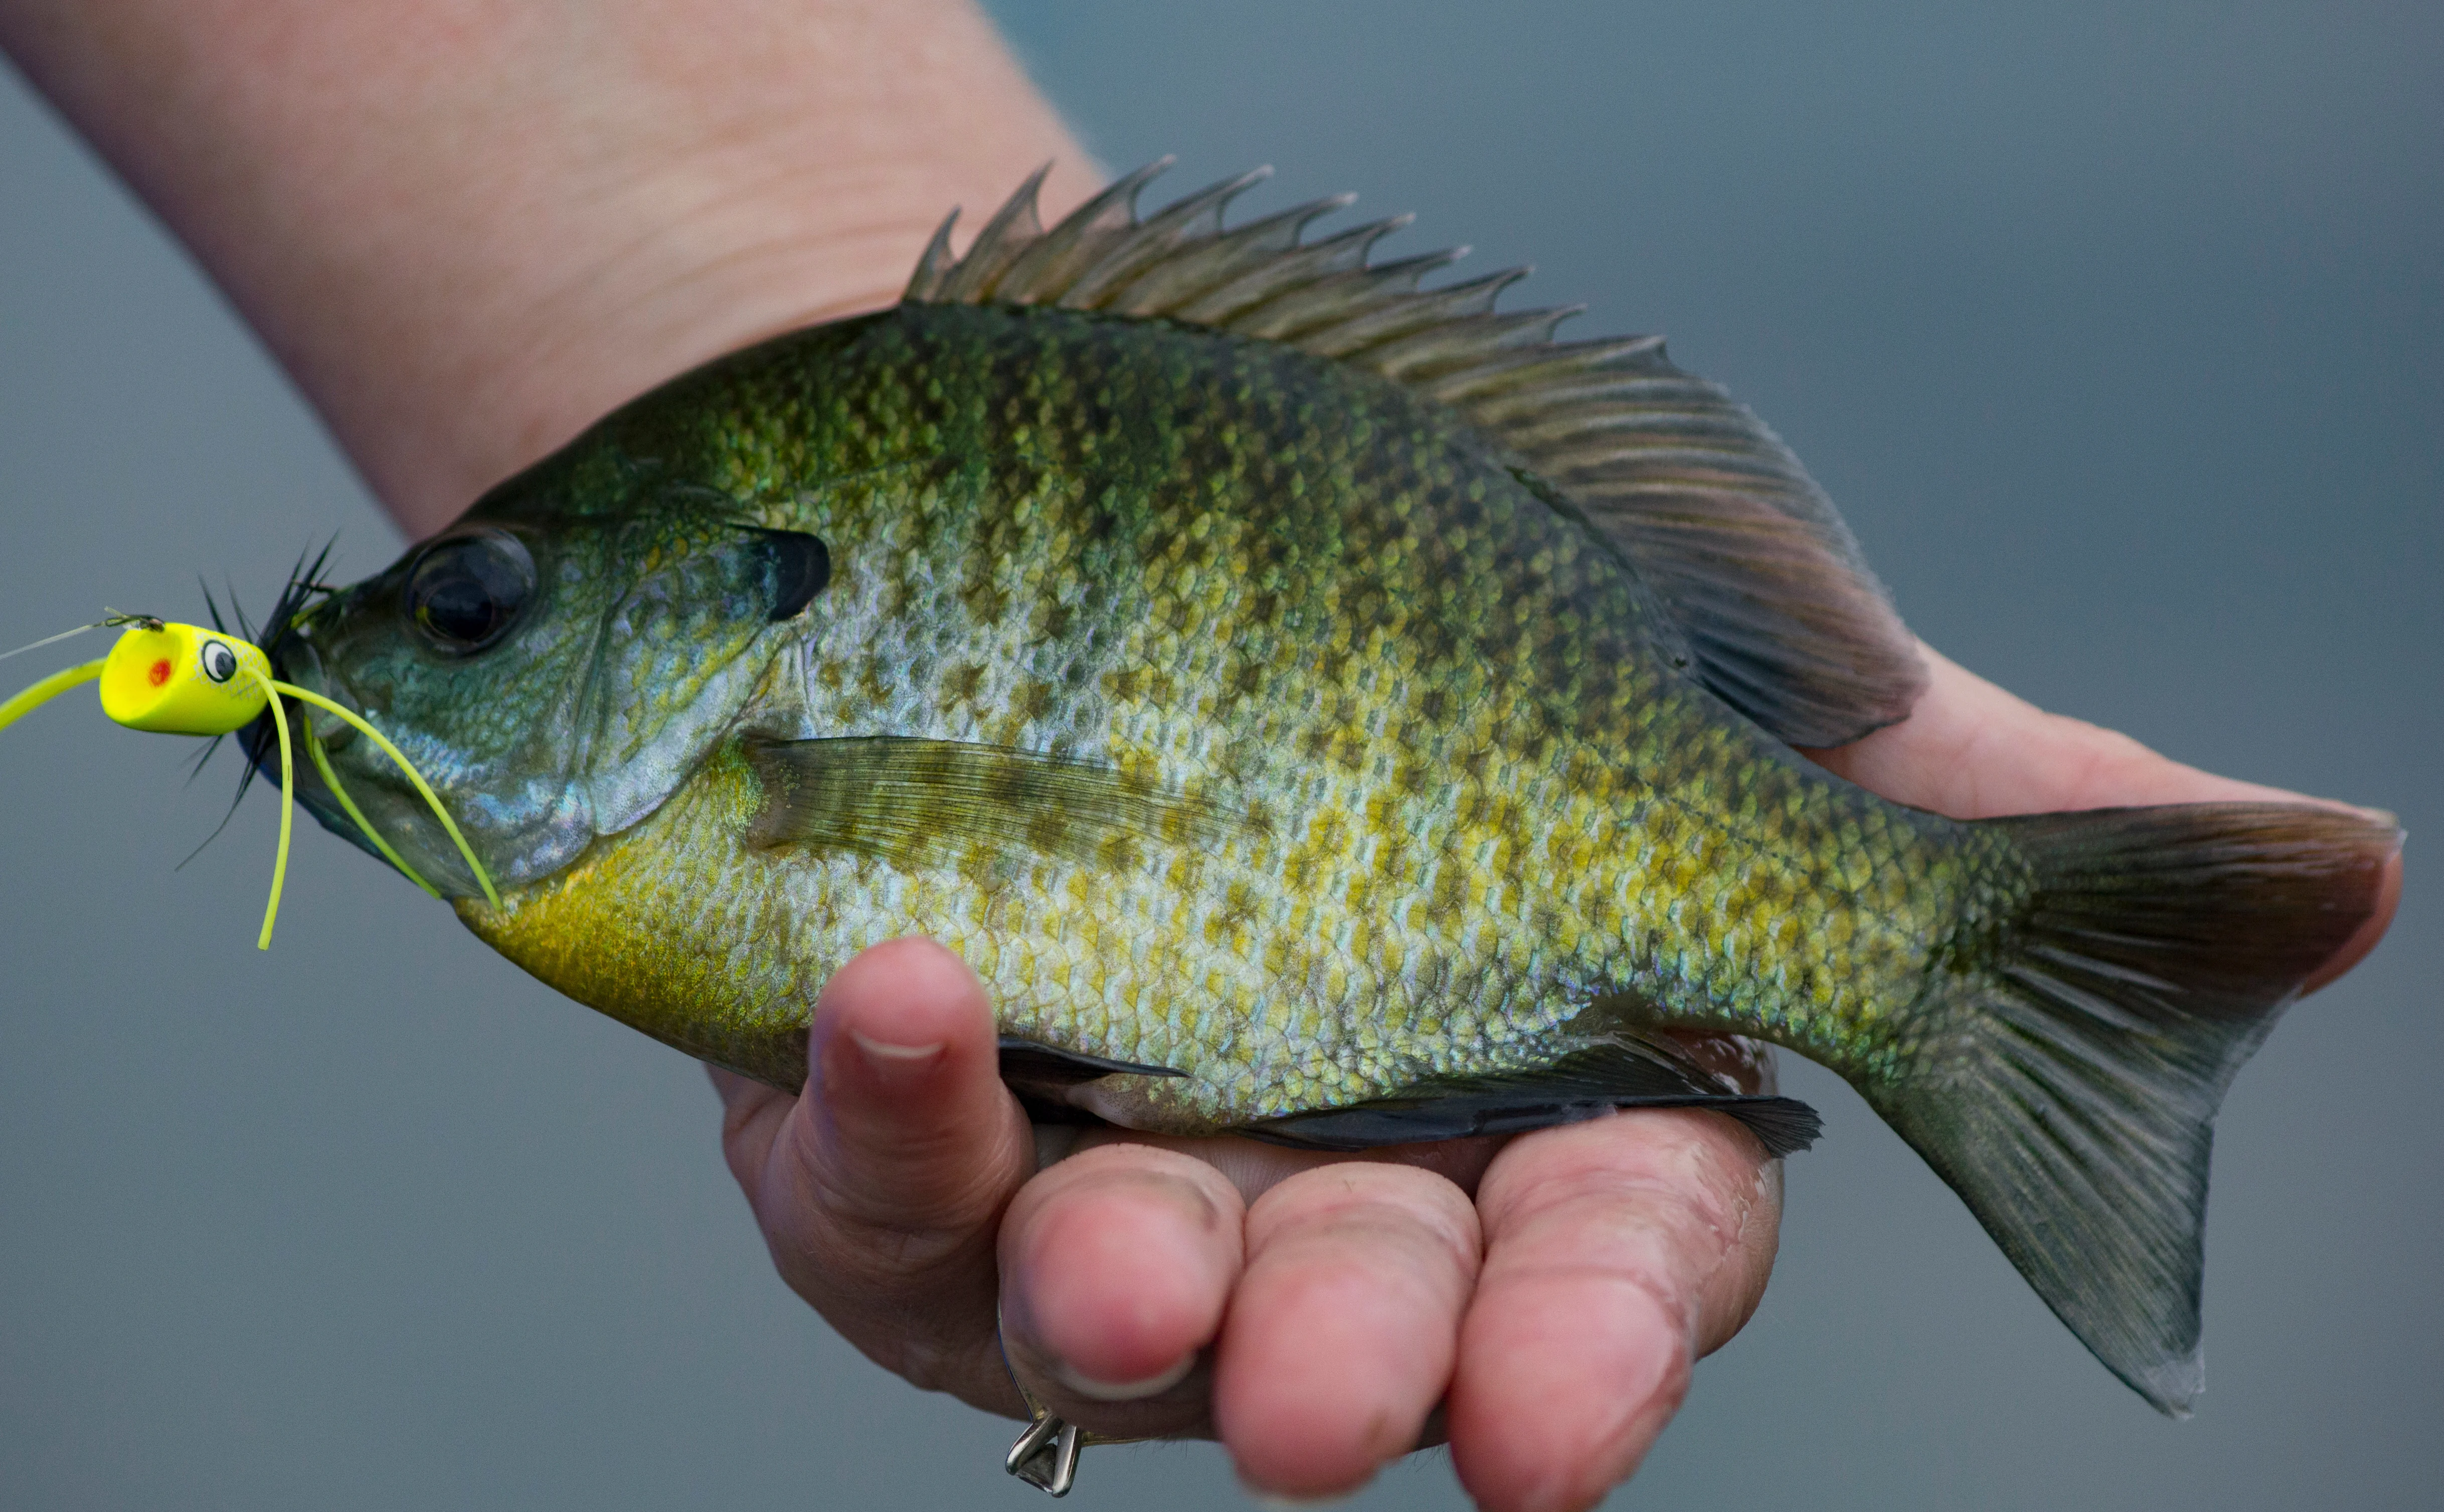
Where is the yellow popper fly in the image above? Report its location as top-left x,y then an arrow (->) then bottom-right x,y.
0,618 -> 498,949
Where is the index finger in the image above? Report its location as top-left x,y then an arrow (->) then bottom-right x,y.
1806,641 -> 2401,989
1806,642 -> 2323,815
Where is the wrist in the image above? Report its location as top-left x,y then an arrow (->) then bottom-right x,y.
401,136 -> 1075,537
1,0 -> 1094,536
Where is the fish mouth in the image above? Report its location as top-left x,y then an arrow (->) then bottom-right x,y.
230,548 -> 414,871
239,626 -> 490,892
238,545 -> 342,799
239,638 -> 365,860
227,542 -> 339,796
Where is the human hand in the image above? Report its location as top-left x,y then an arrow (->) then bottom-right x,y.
710,941 -> 1780,1510
710,642 -> 2397,1512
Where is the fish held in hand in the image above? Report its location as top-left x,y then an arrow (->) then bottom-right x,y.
247,164 -> 2396,1414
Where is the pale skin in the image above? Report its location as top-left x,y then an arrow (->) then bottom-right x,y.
1,4 -> 2399,1509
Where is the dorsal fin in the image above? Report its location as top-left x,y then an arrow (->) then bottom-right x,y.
905,163 -> 1927,747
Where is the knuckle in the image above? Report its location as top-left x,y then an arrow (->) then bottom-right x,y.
1017,1150 -> 1244,1254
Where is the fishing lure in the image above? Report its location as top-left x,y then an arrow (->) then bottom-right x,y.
0,617 -> 498,948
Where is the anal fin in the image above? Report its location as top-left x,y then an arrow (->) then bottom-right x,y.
1237,1038 -> 1821,1157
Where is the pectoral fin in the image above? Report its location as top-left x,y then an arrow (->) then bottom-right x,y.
743,736 -> 1227,871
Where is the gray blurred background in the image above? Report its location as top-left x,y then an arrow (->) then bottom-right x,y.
2,2 -> 2435,1507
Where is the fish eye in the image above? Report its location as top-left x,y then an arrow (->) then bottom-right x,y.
199,640 -> 239,682
404,529 -> 537,654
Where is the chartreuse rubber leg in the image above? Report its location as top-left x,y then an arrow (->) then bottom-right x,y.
302,719 -> 443,900
250,674 -> 295,949
271,681 -> 499,909
0,659 -> 105,733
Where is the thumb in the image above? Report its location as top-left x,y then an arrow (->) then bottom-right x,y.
719,936 -> 1035,1408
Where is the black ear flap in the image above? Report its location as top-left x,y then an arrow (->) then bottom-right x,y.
753,529 -> 830,620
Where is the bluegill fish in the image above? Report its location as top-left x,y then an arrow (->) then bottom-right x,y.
256,163 -> 2395,1414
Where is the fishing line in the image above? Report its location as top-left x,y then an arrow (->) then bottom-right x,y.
0,612 -> 162,666
0,617 -> 498,948
0,624 -> 106,664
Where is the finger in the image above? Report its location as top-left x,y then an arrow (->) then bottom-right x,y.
1213,1162 -> 1482,1499
1805,642 -> 2319,815
708,1062 -> 791,1192
2306,853 -> 2401,991
1807,641 -> 2402,990
996,1142 -> 1246,1439
1069,1123 -> 1508,1205
1449,1110 -> 1780,1512
718,936 -> 1034,1410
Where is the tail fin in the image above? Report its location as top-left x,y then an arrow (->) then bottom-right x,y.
1866,803 -> 2399,1414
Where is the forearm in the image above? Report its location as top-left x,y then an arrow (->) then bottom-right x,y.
0,0 -> 1091,535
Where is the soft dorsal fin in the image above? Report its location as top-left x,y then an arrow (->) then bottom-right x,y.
905,162 -> 1928,747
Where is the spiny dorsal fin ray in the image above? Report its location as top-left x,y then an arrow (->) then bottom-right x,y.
1062,166 -> 1275,311
932,162 -> 1050,304
904,162 -> 1927,747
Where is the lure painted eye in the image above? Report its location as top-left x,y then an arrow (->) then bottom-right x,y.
199,640 -> 239,683
404,530 -> 536,653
